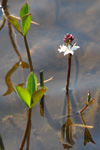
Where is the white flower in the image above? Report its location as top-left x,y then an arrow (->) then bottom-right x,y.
58,44 -> 80,56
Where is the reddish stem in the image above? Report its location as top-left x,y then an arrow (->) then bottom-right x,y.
66,54 -> 72,91
80,105 -> 88,113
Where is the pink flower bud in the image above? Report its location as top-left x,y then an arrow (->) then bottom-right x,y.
69,40 -> 72,43
67,33 -> 70,37
72,36 -> 74,40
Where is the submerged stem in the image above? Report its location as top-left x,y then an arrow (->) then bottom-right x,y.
66,54 -> 72,91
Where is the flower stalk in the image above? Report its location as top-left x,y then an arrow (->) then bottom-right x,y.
58,33 -> 80,90
66,54 -> 72,91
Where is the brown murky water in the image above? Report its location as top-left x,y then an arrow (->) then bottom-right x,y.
0,0 -> 100,149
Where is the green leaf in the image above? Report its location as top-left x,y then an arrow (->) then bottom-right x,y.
15,86 -> 31,108
26,72 -> 37,96
20,3 -> 30,19
21,14 -> 31,36
31,87 -> 48,108
8,16 -> 22,34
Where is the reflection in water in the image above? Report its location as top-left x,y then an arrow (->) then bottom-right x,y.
0,6 -> 29,96
43,89 -> 95,149
3,61 -> 29,96
80,114 -> 95,146
0,16 -> 6,30
58,92 -> 76,149
57,91 -> 95,149
74,55 -> 79,88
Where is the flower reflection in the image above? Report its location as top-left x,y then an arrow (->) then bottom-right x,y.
81,114 -> 95,146
58,117 -> 76,149
58,92 -> 76,149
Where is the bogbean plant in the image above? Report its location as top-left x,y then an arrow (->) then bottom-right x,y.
8,3 -> 48,108
8,3 -> 47,149
58,33 -> 80,91
58,34 -> 96,113
8,3 -> 31,37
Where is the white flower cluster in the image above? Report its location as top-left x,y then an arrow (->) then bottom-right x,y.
58,44 -> 80,56
58,33 -> 80,56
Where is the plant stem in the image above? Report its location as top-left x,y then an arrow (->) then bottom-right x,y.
26,119 -> 31,150
24,36 -> 34,72
20,36 -> 34,150
19,109 -> 32,150
80,105 -> 88,114
66,54 -> 72,91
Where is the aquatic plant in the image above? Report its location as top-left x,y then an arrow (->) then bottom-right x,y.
58,33 -> 80,91
8,3 -> 31,37
6,3 -> 45,149
8,3 -> 34,72
58,33 -> 80,55
79,91 -> 96,113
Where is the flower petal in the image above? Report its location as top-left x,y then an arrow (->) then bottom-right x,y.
72,45 -> 80,51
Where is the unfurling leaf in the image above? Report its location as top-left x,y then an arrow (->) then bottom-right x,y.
8,16 -> 22,34
26,72 -> 37,96
87,91 -> 91,103
31,87 -> 48,108
15,86 -> 31,108
20,3 -> 30,19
